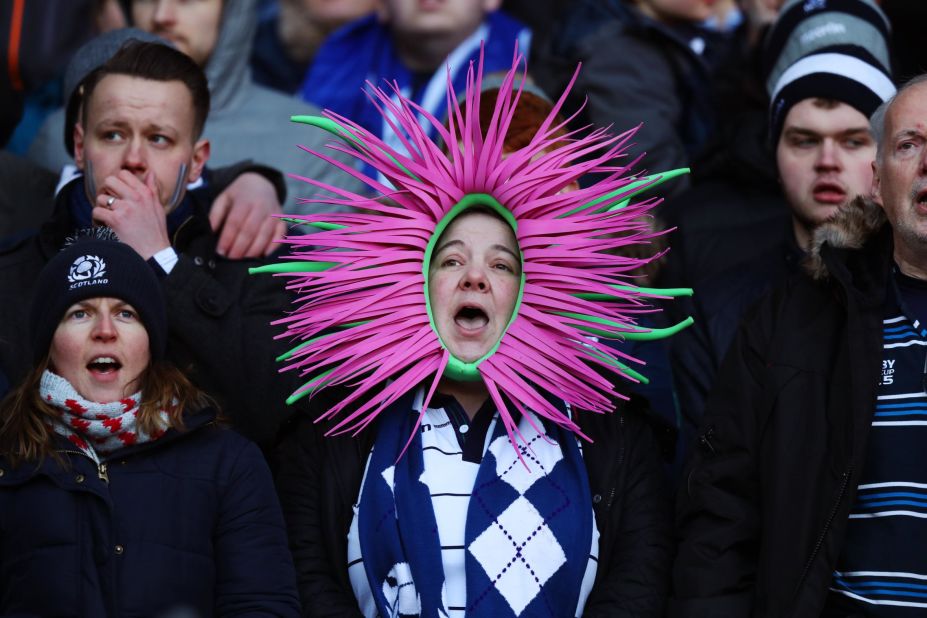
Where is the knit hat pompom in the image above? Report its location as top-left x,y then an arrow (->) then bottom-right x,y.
30,239 -> 167,363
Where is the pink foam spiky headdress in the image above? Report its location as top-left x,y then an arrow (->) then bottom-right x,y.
253,52 -> 692,447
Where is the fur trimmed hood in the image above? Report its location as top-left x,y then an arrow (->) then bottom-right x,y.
806,196 -> 887,280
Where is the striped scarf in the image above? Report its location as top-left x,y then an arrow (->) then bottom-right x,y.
357,395 -> 592,617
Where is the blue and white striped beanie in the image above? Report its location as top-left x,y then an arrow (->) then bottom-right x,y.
764,0 -> 896,143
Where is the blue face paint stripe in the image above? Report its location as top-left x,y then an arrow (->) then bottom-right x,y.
165,162 -> 188,211
79,161 -> 189,212
83,160 -> 98,205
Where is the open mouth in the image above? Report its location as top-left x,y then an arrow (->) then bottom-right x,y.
87,356 -> 122,375
812,181 -> 846,204
916,188 -> 927,207
454,305 -> 489,330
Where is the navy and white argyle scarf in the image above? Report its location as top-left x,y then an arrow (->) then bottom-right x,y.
358,396 -> 592,617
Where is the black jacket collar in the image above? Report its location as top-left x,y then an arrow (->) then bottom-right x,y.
33,177 -> 215,260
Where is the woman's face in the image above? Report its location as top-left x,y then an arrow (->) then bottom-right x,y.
428,211 -> 520,363
49,297 -> 150,403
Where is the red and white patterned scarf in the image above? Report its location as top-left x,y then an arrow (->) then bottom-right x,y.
40,370 -> 169,462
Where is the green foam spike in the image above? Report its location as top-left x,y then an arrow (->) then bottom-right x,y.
249,261 -> 338,275
574,285 -> 693,300
306,221 -> 347,230
608,199 -> 630,211
604,170 -> 689,212
276,320 -> 374,362
277,335 -> 325,362
291,114 -> 421,182
291,115 -> 359,144
278,340 -> 310,362
279,218 -> 347,230
342,320 -> 372,328
585,347 -> 650,384
564,168 -> 689,217
617,362 -> 650,385
557,312 -> 694,341
286,368 -> 336,405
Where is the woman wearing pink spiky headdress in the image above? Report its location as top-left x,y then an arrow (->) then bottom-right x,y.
267,52 -> 691,617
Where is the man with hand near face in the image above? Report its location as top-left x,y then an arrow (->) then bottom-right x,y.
29,0 -> 362,217
0,41 -> 294,449
74,56 -> 211,264
24,27 -> 288,260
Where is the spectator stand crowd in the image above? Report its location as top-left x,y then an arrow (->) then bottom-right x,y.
2,0 -> 927,616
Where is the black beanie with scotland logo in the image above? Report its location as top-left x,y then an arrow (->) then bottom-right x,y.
30,239 -> 167,363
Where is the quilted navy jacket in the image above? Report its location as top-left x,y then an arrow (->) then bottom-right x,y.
0,409 -> 300,617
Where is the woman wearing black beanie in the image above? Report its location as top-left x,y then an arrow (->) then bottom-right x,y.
0,238 -> 300,616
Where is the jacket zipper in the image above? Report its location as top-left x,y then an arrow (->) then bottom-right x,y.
698,425 -> 716,454
58,449 -> 109,485
171,215 -> 194,247
794,466 -> 852,594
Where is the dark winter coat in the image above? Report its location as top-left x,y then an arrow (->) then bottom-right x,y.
669,231 -> 805,465
0,152 -> 57,243
0,408 -> 301,617
671,198 -> 891,617
0,175 -> 295,449
531,0 -> 715,200
276,391 -> 674,617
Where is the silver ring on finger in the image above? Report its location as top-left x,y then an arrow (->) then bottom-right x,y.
106,196 -> 116,207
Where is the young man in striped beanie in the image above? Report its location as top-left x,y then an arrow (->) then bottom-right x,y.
765,0 -> 895,250
670,0 -> 896,466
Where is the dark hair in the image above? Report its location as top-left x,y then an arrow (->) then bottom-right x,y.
0,356 -> 211,468
477,88 -> 569,153
81,40 -> 210,140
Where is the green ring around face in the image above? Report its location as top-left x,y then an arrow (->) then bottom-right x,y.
423,193 -> 526,382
